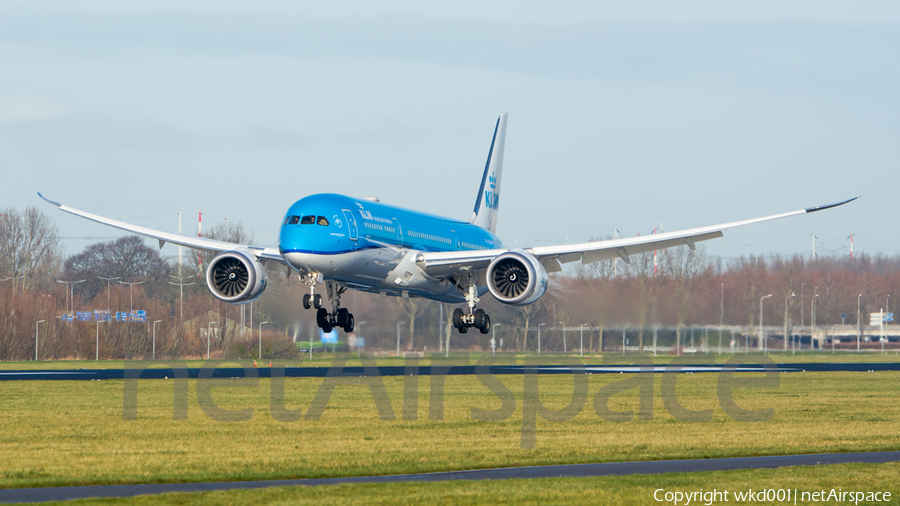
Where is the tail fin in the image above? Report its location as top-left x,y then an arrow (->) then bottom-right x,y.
470,113 -> 508,233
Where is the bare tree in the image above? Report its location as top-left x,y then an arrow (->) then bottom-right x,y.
0,207 -> 63,290
194,219 -> 256,275
661,245 -> 712,349
574,234 -> 618,281
624,249 -> 658,351
64,235 -> 170,301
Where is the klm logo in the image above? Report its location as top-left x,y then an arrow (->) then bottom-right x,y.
483,191 -> 500,210
488,173 -> 496,190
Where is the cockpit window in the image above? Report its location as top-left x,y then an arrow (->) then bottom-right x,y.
317,216 -> 329,226
286,215 -> 301,225
300,215 -> 316,225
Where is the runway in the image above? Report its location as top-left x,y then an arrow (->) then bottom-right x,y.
1,362 -> 899,381
1,451 -> 898,503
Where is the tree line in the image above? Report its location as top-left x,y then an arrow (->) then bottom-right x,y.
1,206 -> 897,360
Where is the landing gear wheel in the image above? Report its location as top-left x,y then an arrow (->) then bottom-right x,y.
337,308 -> 350,327
343,313 -> 355,333
313,294 -> 323,309
303,294 -> 312,310
452,308 -> 464,329
316,308 -> 328,328
458,325 -> 468,334
479,315 -> 491,335
322,323 -> 333,333
473,309 -> 486,330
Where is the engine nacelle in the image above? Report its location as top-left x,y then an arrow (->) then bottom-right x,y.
206,249 -> 268,304
486,250 -> 548,305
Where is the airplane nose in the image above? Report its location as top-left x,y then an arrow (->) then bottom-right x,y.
280,227 -> 312,265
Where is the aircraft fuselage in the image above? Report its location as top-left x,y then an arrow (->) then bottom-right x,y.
278,194 -> 504,302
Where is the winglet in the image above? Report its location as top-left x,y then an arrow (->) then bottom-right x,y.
37,192 -> 62,207
805,196 -> 859,214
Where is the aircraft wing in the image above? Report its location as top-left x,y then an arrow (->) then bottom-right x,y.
38,193 -> 285,264
415,198 -> 858,277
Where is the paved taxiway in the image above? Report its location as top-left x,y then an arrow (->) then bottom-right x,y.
1,362 -> 899,381
1,451 -> 898,503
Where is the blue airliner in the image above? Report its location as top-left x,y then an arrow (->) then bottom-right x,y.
40,113 -> 857,336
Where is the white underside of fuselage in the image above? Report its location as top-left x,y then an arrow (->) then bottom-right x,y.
282,247 -> 484,304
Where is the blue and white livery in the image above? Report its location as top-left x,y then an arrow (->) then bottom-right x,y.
40,113 -> 857,335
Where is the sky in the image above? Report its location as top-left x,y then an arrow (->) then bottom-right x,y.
1,1 -> 898,264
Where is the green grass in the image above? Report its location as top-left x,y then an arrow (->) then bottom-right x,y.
38,463 -> 900,505
1,367 -> 899,490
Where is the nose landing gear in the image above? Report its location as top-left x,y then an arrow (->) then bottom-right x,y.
312,280 -> 355,334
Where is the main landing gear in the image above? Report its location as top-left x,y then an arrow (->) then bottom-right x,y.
303,279 -> 355,334
451,275 -> 491,335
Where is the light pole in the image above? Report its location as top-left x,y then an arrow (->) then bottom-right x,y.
580,324 -> 589,357
35,320 -> 45,360
97,276 -> 120,315
152,320 -> 162,360
2,275 -> 25,294
207,321 -> 217,360
56,279 -> 85,315
812,292 -> 819,351
559,321 -> 566,353
759,294 -> 772,352
118,280 -> 145,315
538,323 -> 546,356
168,276 -> 195,322
259,321 -> 269,360
95,320 -> 106,361
56,280 -> 70,313
784,292 -> 795,352
800,283 -> 804,327
491,323 -> 501,357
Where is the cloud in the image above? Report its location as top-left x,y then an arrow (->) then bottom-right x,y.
0,93 -> 67,122
241,126 -> 310,149
0,112 -> 200,151
1,11 -> 898,93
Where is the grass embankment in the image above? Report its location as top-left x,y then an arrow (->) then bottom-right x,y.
1,350 -> 899,371
36,463 -> 900,506
1,366 -> 898,489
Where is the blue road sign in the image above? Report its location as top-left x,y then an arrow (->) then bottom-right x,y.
319,329 -> 338,344
61,313 -> 74,322
131,310 -> 146,322
94,310 -> 111,322
116,312 -> 130,322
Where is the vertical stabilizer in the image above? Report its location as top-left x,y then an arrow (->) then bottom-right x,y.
470,113 -> 508,233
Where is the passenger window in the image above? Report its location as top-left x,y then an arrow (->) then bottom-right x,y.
300,215 -> 316,225
317,216 -> 329,226
288,215 -> 301,225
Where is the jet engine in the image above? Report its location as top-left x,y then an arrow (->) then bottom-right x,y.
485,250 -> 548,305
205,249 -> 268,304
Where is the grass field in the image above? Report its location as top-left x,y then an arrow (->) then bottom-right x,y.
36,463 -> 900,505
2,361 -> 899,493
